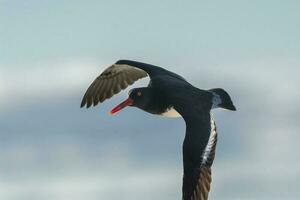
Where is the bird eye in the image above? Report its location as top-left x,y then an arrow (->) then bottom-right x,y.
137,91 -> 142,96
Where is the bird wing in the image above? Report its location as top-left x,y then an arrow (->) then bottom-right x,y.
81,60 -> 189,108
181,111 -> 217,200
116,60 -> 187,81
80,64 -> 148,108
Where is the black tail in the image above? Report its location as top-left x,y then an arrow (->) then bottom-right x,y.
209,88 -> 236,111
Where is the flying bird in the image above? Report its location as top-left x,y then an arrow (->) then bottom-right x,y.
81,60 -> 236,200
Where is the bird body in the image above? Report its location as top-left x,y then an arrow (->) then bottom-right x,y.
81,60 -> 236,200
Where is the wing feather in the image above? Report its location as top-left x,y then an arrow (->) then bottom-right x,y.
81,64 -> 148,108
182,116 -> 218,200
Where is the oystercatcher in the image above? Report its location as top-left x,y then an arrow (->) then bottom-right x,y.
81,60 -> 236,200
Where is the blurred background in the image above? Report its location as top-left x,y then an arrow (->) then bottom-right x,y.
0,1 -> 299,200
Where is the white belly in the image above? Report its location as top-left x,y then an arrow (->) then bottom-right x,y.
160,107 -> 182,118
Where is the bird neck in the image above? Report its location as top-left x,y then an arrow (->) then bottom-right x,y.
140,89 -> 172,115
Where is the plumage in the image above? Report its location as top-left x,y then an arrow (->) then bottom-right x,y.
80,64 -> 148,108
80,60 -> 236,200
182,117 -> 217,200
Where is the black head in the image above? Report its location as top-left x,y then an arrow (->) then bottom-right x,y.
109,87 -> 153,114
209,88 -> 236,111
128,88 -> 154,109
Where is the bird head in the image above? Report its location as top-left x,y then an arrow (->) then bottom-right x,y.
109,87 -> 152,115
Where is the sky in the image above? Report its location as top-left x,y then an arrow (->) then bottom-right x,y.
0,1 -> 300,200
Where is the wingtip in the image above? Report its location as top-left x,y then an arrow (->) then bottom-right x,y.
86,102 -> 92,108
80,100 -> 86,108
80,98 -> 93,108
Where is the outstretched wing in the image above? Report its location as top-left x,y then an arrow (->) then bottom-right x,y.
181,111 -> 217,200
80,64 -> 148,108
81,60 -> 189,108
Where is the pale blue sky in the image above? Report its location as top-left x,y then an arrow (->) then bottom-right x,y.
0,1 -> 299,200
1,0 -> 299,64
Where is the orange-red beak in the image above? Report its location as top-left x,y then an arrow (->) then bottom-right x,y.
109,98 -> 133,115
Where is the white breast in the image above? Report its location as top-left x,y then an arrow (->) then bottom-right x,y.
161,106 -> 182,118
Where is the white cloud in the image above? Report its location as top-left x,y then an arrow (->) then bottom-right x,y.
0,60 -> 103,110
0,161 -> 181,200
1,158 -> 299,200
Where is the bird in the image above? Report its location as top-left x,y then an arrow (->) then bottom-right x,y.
80,60 -> 236,200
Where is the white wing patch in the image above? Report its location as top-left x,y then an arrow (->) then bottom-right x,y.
161,106 -> 182,118
201,117 -> 217,166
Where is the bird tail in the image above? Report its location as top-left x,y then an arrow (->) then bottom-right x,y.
208,88 -> 236,111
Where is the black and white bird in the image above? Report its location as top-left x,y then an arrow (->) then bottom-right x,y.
81,60 -> 236,200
